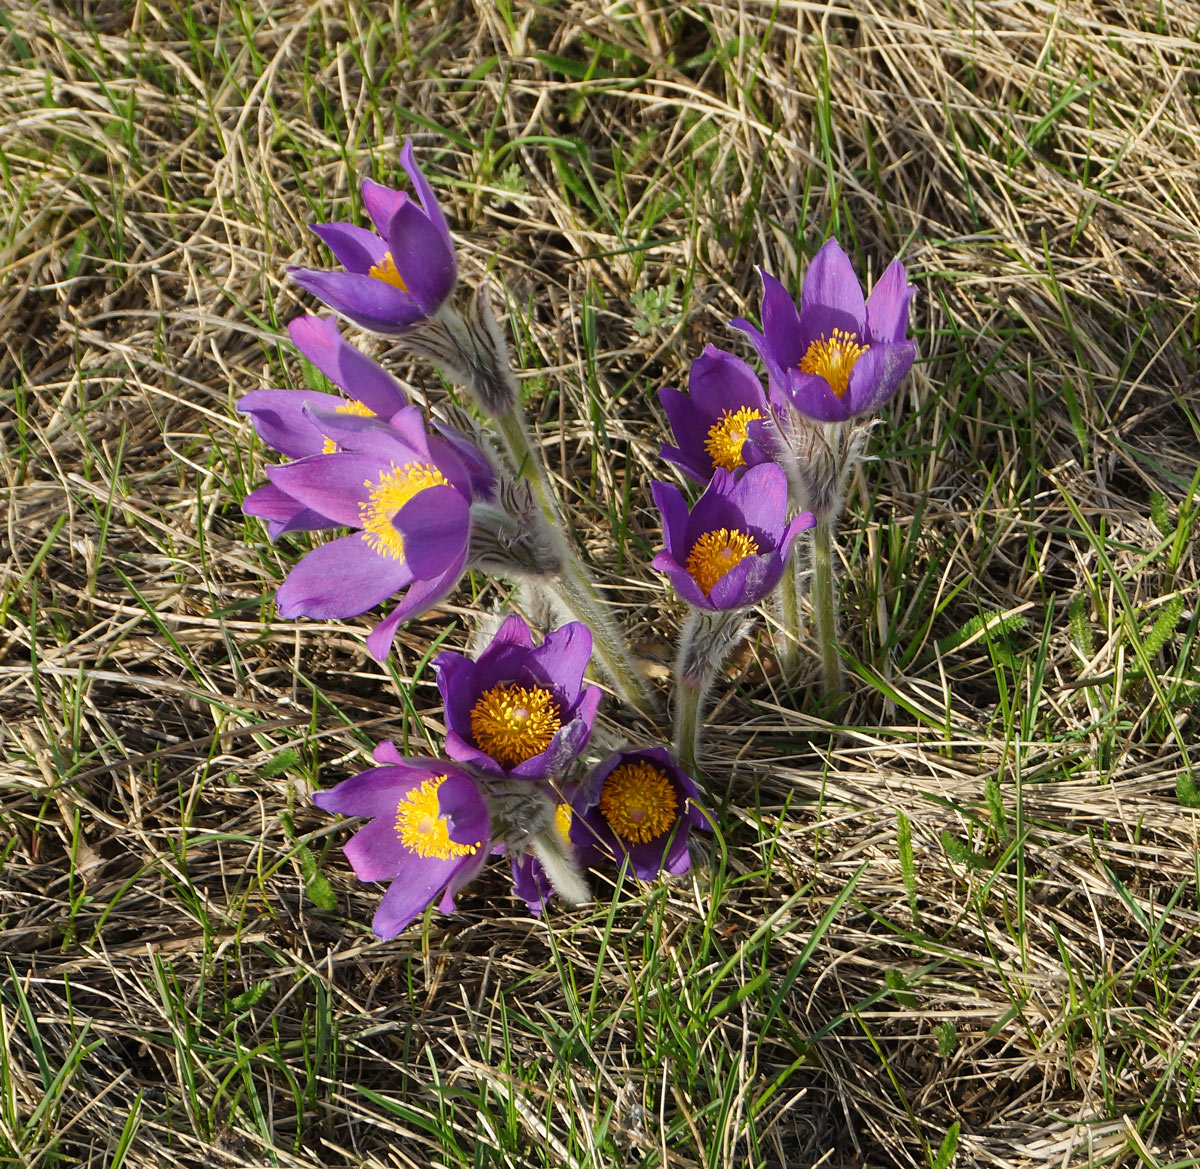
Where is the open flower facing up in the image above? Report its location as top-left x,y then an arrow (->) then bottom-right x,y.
313,757 -> 489,939
262,407 -> 475,659
289,142 -> 456,335
651,463 -> 814,612
659,344 -> 776,482
435,615 -> 602,780
572,747 -> 708,880
732,239 -> 916,424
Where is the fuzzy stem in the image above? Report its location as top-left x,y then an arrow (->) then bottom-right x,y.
493,406 -> 658,716
776,552 -> 804,674
675,678 -> 703,779
673,607 -> 748,780
811,516 -> 843,701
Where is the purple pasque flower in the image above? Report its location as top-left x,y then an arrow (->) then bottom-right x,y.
313,757 -> 489,939
651,463 -> 815,611
238,315 -> 411,461
435,615 -> 602,780
289,141 -> 456,335
265,406 -> 475,659
731,239 -> 916,423
659,344 -> 776,482
572,747 -> 708,881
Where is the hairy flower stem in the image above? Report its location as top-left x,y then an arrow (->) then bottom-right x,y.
811,517 -> 843,702
674,608 -> 748,780
776,553 -> 804,674
493,406 -> 658,717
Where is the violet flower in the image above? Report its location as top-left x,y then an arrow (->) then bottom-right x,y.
732,239 -> 916,424
651,463 -> 814,612
313,757 -> 489,939
434,615 -> 602,779
659,344 -> 775,482
264,407 -> 475,659
289,142 -> 456,335
572,747 -> 708,880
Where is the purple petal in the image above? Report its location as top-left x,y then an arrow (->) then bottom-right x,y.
436,849 -> 488,915
313,764 -> 418,819
688,344 -> 768,413
780,370 -> 854,423
800,239 -> 866,332
865,259 -> 915,344
438,772 -> 489,850
384,198 -> 457,314
391,485 -> 471,578
360,179 -> 407,239
341,814 -> 410,882
727,462 -> 789,538
400,140 -> 453,251
364,557 -> 466,661
844,340 -> 916,418
266,453 -> 382,527
527,621 -> 593,703
370,857 -> 459,938
309,222 -> 387,274
288,315 -> 409,417
654,559 -> 713,610
288,268 -> 423,334
242,482 -> 336,534
238,388 -> 346,458
512,855 -> 552,915
708,552 -> 774,610
373,740 -> 404,764
779,511 -> 817,562
658,386 -> 716,482
276,534 -> 413,619
758,270 -> 807,369
650,480 -> 689,562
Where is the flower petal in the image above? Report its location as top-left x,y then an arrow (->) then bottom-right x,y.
800,239 -> 866,332
309,222 -> 387,274
650,480 -> 689,562
688,344 -> 768,414
238,388 -> 345,458
266,453 -> 382,527
287,315 -> 409,417
313,764 -> 419,819
370,858 -> 460,938
242,482 -> 337,534
865,259 -> 915,344
391,484 -> 470,579
758,269 -> 808,369
340,814 -> 409,882
781,370 -> 853,423
727,462 -> 789,538
384,197 -> 456,313
844,340 -> 916,418
400,140 -> 454,251
438,772 -> 489,851
360,179 -> 407,239
288,268 -> 423,334
363,557 -> 466,661
276,533 -> 413,619
526,621 -> 592,703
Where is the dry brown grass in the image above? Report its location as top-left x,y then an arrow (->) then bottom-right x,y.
2,2 -> 1199,1166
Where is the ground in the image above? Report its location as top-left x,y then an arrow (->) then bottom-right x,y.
2,2 -> 1199,1167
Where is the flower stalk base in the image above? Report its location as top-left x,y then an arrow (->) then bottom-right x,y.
812,517 -> 843,702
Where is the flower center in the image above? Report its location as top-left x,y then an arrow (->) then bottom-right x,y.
394,775 -> 478,859
599,760 -> 678,844
358,461 -> 448,560
368,251 -> 408,290
554,802 -> 572,846
798,328 -> 869,397
685,528 -> 760,596
703,406 -> 764,472
470,683 -> 563,768
322,399 -> 378,454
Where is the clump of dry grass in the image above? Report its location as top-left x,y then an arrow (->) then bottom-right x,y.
2,2 -> 1198,1166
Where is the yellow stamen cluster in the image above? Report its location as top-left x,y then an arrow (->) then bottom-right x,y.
599,760 -> 678,844
798,328 -> 869,397
685,528 -> 760,596
322,399 -> 378,454
368,252 -> 408,290
553,802 -> 572,846
470,683 -> 563,768
394,775 -> 478,859
704,406 -> 764,472
359,462 -> 448,560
